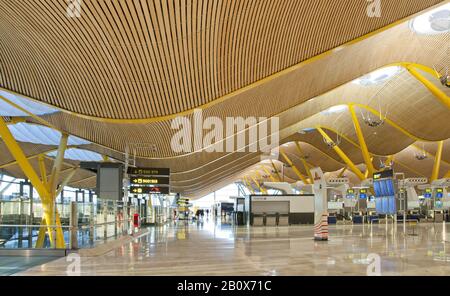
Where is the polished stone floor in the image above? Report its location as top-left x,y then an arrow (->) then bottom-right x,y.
0,256 -> 55,276
14,218 -> 450,276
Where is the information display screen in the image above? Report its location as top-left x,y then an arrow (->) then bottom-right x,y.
436,188 -> 444,199
373,173 -> 396,215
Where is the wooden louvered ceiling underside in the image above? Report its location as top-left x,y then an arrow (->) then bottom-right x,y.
1,1 -> 449,197
0,0 -> 444,119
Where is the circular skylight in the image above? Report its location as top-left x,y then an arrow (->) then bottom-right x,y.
410,3 -> 450,35
352,66 -> 402,86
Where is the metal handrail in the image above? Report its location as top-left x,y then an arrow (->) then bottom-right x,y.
0,224 -> 72,228
0,215 -> 151,229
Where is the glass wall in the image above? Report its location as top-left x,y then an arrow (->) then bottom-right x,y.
0,175 -> 172,249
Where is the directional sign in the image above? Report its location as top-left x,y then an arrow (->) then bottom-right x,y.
130,177 -> 170,185
128,167 -> 170,176
130,186 -> 170,195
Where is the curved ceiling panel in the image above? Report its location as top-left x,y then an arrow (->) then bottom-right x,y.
0,0 -> 444,119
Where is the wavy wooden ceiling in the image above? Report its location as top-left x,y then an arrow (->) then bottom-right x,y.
0,0 -> 449,197
0,0 -> 444,119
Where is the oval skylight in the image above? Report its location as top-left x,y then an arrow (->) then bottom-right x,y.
0,89 -> 58,116
47,148 -> 103,162
352,66 -> 402,86
410,3 -> 450,35
7,123 -> 91,146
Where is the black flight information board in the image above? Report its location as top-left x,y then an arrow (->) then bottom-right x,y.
130,177 -> 170,185
128,167 -> 170,195
130,187 -> 170,195
128,167 -> 170,176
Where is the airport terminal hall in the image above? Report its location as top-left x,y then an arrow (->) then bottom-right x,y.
1,0 -> 450,281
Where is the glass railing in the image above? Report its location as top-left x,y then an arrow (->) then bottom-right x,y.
0,198 -> 158,249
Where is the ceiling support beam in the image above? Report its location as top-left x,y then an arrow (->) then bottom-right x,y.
254,172 -> 268,194
251,175 -> 266,194
431,141 -> 444,182
243,176 -> 255,194
38,154 -> 47,187
384,155 -> 394,168
279,149 -> 310,184
261,165 -> 277,183
294,142 -> 313,183
406,65 -> 450,110
316,127 -> 365,181
349,104 -> 375,176
56,168 -> 77,197
269,160 -> 281,182
48,134 -> 68,197
337,167 -> 347,178
0,117 -> 65,248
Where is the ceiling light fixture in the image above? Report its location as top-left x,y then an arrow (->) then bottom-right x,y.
410,3 -> 450,35
352,66 -> 402,86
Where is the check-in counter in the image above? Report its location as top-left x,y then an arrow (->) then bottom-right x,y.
249,195 -> 315,226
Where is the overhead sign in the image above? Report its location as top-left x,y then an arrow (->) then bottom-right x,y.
128,167 -> 170,176
130,177 -> 170,185
130,186 -> 170,195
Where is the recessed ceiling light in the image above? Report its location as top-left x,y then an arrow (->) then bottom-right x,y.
352,66 -> 402,86
410,3 -> 450,35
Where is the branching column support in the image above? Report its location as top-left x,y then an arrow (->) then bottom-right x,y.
294,142 -> 313,183
279,149 -> 310,184
349,105 -> 375,176
261,166 -> 277,183
316,127 -> 366,181
254,172 -> 268,194
406,65 -> 450,110
0,116 -> 67,249
338,167 -> 347,178
269,160 -> 281,182
431,141 -> 444,182
243,177 -> 255,194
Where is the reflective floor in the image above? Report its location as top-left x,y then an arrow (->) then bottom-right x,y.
13,218 -> 450,276
0,256 -> 55,276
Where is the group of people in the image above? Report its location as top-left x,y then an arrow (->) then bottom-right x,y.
194,209 -> 209,221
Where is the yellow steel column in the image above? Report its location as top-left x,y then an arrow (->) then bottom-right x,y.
406,66 -> 450,110
49,134 -> 69,196
49,134 -> 69,249
294,142 -> 313,182
349,105 -> 375,176
261,166 -> 277,182
269,160 -> 281,182
56,168 -> 77,198
243,177 -> 255,194
38,154 -> 47,187
253,173 -> 268,194
316,127 -> 366,180
338,167 -> 347,178
444,170 -> 450,179
251,176 -> 265,194
431,141 -> 444,182
0,117 -> 59,247
279,149 -> 310,184
385,155 -> 394,168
